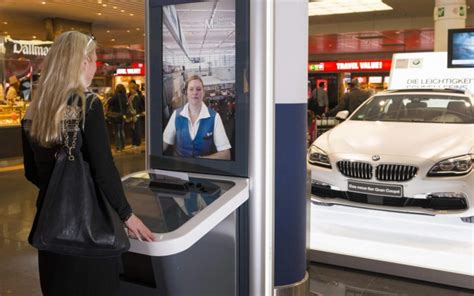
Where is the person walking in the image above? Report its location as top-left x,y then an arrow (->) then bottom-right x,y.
312,81 -> 329,116
107,84 -> 128,152
325,78 -> 370,117
21,31 -> 154,296
131,84 -> 145,148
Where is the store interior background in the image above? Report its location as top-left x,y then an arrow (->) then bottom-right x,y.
1,0 -> 474,107
0,0 -> 473,295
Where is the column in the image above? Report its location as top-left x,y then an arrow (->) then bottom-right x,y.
274,0 -> 309,294
434,0 -> 466,51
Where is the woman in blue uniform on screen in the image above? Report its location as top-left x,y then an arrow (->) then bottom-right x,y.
163,75 -> 231,160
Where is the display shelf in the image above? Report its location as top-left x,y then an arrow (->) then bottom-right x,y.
0,103 -> 28,127
309,203 -> 474,289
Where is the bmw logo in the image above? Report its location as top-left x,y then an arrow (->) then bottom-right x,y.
372,155 -> 381,161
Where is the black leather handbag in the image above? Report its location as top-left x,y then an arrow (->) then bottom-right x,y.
31,104 -> 130,257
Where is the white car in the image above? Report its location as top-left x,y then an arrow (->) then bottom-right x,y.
308,89 -> 474,223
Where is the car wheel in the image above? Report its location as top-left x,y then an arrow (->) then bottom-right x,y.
460,216 -> 474,223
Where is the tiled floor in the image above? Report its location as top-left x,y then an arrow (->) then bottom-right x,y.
0,152 -> 472,296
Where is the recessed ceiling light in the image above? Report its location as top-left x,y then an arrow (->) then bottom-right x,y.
97,12 -> 102,16
2,21 -> 7,25
308,0 -> 392,16
32,35 -> 37,39
126,30 -> 130,33
106,30 -> 110,33
102,4 -> 107,7
121,9 -> 125,13
129,13 -> 134,16
143,33 -> 145,37
136,28 -> 140,31
113,6 -> 117,9
71,27 -> 75,30
111,38 -> 115,42
4,31 -> 8,34
97,0 -> 102,3
41,1 -> 47,4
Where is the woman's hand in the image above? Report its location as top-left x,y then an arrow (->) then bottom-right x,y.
124,214 -> 155,242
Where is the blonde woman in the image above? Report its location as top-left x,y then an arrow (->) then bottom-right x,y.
21,31 -> 154,296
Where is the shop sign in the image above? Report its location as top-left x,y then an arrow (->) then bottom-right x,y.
308,60 -> 391,72
5,37 -> 52,58
115,67 -> 145,76
389,52 -> 474,92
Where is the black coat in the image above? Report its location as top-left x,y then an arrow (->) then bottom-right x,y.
326,88 -> 371,116
22,95 -> 132,226
107,92 -> 128,123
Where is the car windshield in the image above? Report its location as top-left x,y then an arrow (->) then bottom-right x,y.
350,94 -> 474,123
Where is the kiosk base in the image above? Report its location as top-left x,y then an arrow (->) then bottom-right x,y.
119,212 -> 239,296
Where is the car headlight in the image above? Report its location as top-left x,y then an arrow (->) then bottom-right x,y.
308,145 -> 332,168
428,154 -> 473,177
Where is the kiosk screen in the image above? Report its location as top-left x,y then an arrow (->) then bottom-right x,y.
162,1 -> 236,161
148,0 -> 249,177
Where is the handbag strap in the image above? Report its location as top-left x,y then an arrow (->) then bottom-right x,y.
62,106 -> 81,161
62,93 -> 95,161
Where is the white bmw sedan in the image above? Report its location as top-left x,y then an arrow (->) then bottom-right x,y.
308,89 -> 474,223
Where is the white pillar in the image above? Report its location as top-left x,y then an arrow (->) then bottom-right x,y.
434,0 -> 466,51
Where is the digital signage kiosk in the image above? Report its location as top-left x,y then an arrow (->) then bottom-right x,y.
118,0 -> 250,295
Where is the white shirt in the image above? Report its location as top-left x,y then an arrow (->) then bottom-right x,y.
163,102 -> 231,152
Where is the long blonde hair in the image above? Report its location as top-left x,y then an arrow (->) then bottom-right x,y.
29,31 -> 96,147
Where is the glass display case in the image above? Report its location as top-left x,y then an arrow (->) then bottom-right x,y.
0,102 -> 28,127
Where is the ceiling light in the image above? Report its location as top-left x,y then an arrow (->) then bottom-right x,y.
129,13 -> 134,16
32,35 -> 37,39
143,33 -> 145,37
126,30 -> 130,33
4,31 -> 8,34
97,0 -> 102,3
121,9 -> 125,13
102,4 -> 107,7
113,6 -> 117,9
111,38 -> 115,42
97,12 -> 102,16
41,1 -> 46,4
136,28 -> 140,31
2,21 -> 7,25
309,0 -> 392,16
106,30 -> 110,33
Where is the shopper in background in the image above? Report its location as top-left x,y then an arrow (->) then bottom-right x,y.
21,31 -> 154,296
312,81 -> 328,116
325,78 -> 370,117
107,83 -> 128,152
128,84 -> 145,148
6,75 -> 19,105
129,79 -> 145,103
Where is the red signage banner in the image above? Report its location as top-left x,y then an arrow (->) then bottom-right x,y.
115,63 -> 145,76
308,60 -> 392,72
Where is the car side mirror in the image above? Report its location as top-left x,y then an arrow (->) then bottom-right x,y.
335,110 -> 349,121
